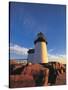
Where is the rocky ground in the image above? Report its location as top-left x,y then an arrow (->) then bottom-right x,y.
9,62 -> 66,88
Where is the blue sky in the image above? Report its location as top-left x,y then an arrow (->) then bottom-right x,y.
9,2 -> 66,63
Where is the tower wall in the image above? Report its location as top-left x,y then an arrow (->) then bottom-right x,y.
34,41 -> 48,63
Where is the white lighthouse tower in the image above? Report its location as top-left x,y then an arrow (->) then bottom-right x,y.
34,32 -> 48,63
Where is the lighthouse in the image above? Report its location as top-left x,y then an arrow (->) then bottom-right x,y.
34,32 -> 48,63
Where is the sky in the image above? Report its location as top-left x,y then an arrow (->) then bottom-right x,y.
9,2 -> 66,64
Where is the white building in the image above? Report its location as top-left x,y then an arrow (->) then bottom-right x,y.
28,32 -> 48,64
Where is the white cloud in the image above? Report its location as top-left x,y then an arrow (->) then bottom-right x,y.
48,54 -> 58,59
10,43 -> 28,56
10,44 -> 66,64
48,48 -> 55,53
48,54 -> 66,64
23,14 -> 36,29
48,48 -> 66,64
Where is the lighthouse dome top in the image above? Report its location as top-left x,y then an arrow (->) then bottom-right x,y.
34,32 -> 47,44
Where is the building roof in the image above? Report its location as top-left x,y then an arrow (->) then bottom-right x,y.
34,32 -> 47,44
28,49 -> 35,54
